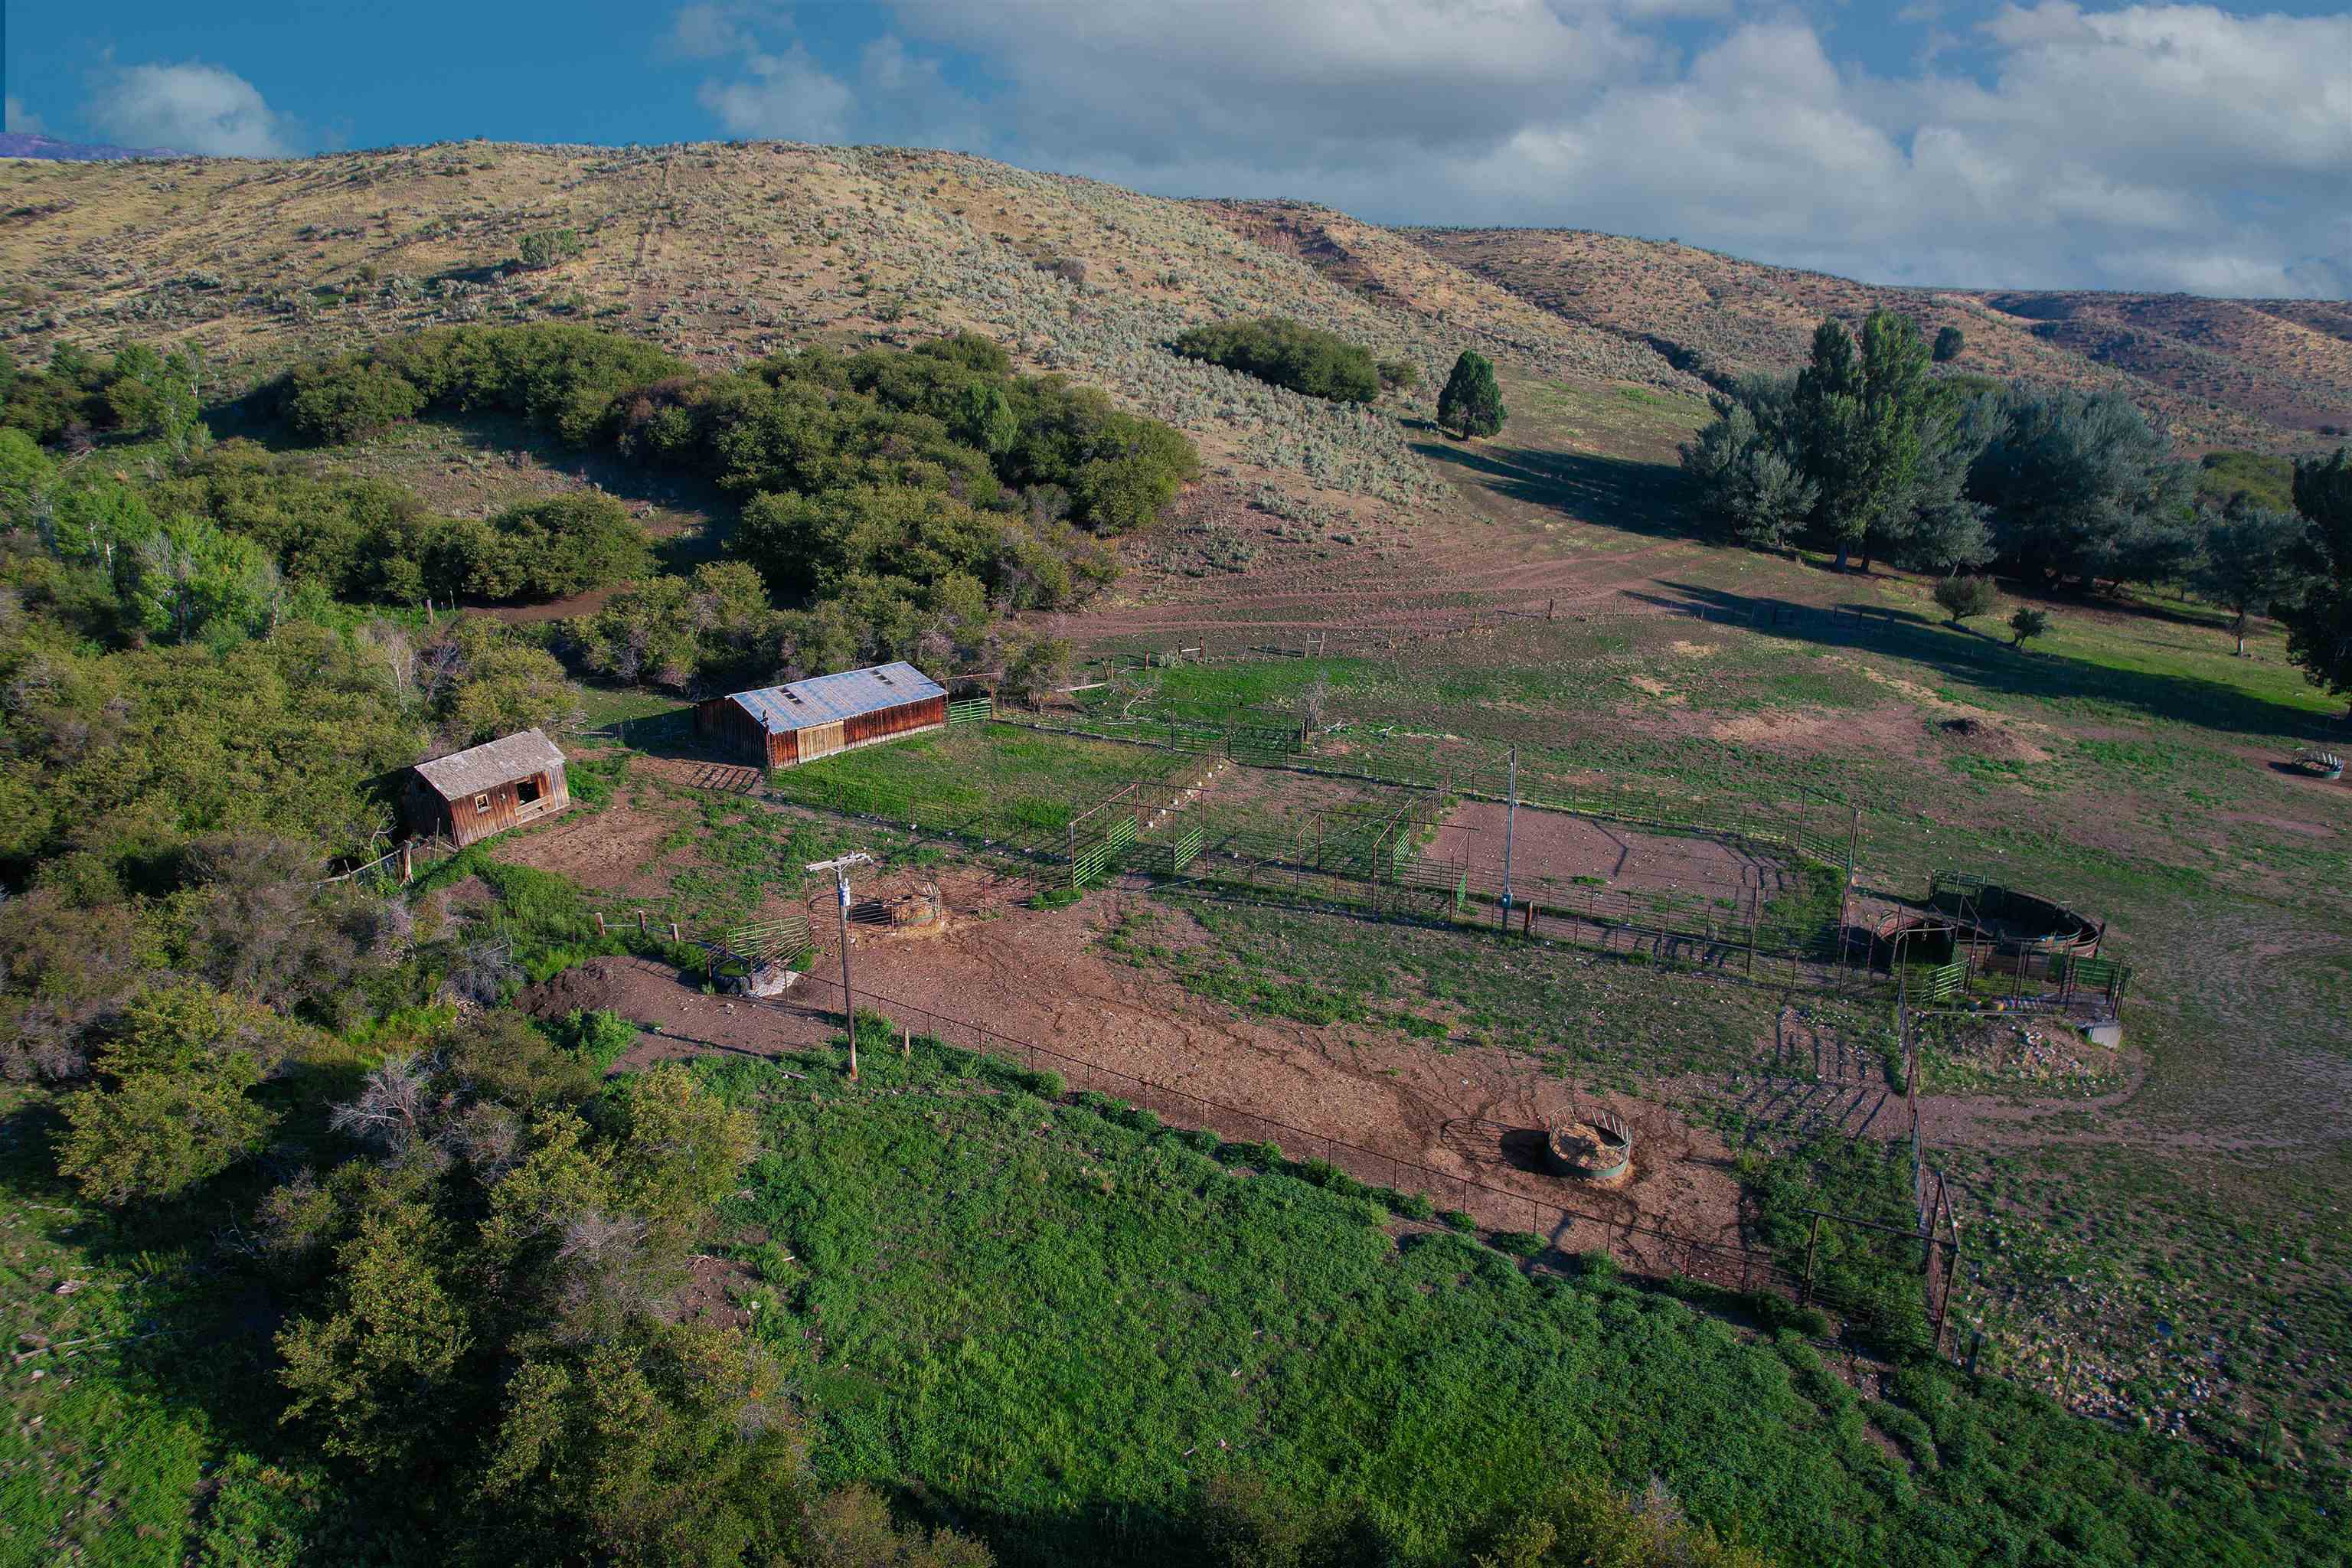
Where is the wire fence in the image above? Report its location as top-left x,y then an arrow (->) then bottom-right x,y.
1072,599 -> 1903,669
738,968 -> 1958,1352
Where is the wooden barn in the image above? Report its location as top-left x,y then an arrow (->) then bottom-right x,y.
696,662 -> 947,770
403,728 -> 572,848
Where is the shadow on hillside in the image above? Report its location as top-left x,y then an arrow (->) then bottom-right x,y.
1632,582 -> 2348,742
1406,431 -> 1698,540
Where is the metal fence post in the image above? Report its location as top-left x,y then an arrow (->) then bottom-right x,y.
1802,1213 -> 1822,1306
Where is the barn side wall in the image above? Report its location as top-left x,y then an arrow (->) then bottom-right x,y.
433,764 -> 572,848
843,694 -> 947,746
697,697 -> 775,766
772,694 -> 946,769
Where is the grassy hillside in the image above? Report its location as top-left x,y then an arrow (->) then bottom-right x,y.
0,142 -> 1485,516
1395,227 -> 2349,454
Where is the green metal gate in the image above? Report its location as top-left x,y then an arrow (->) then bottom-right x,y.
948,695 -> 992,727
1070,815 -> 1136,890
1129,825 -> 1203,876
1914,959 -> 1965,1004
1224,723 -> 1304,766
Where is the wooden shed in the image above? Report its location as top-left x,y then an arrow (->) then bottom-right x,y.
696,662 -> 948,770
403,728 -> 571,848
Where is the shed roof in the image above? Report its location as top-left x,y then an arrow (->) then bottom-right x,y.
720,662 -> 946,734
412,729 -> 567,801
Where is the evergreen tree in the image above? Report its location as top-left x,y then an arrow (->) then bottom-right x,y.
1437,350 -> 1506,438
1968,390 -> 2196,590
1933,326 -> 1965,363
1678,398 -> 1816,551
2278,446 -> 2352,708
2193,501 -> 2311,655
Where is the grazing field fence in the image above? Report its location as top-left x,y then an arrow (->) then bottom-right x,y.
738,967 -> 1958,1357
1071,598 -> 1903,670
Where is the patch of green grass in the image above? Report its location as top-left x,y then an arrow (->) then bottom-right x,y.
1740,1135 -> 1930,1353
765,727 -> 1177,844
1107,897 -> 1785,1086
699,1039 -> 2346,1568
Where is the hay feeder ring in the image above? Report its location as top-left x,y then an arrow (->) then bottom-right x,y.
1546,1106 -> 1633,1187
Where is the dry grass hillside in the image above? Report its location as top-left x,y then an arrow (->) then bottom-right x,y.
0,140 -> 1567,518
5,138 -> 2336,475
1400,227 -> 2350,454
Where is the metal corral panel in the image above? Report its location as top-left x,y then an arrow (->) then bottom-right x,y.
720,662 -> 947,734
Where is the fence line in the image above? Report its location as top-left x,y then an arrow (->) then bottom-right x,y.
735,968 -> 1947,1349
1071,599 -> 1903,669
314,835 -> 456,888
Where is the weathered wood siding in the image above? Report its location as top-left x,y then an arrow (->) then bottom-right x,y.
436,762 -> 571,848
844,694 -> 946,746
700,694 -> 947,770
697,696 -> 776,766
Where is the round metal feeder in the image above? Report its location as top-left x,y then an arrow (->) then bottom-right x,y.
1546,1106 -> 1634,1187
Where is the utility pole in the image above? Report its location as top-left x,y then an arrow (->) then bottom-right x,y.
1501,744 -> 1517,930
806,851 -> 874,1079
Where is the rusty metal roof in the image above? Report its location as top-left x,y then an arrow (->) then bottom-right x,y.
721,662 -> 946,734
412,728 -> 566,800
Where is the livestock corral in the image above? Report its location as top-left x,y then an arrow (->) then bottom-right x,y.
488,688 -> 2147,1364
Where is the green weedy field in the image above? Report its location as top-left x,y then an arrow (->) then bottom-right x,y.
701,1031 -> 2343,1567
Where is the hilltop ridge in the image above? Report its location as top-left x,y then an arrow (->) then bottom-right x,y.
1,140 -> 2337,477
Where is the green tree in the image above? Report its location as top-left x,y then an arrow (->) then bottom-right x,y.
2008,605 -> 2051,650
1678,399 -> 1817,551
1001,630 -> 1072,706
117,514 -> 283,643
417,619 -> 580,744
956,381 -> 1021,457
54,983 -> 296,1205
1795,312 -> 1936,572
57,1056 -> 278,1205
1437,350 -> 1505,439
1932,574 -> 2001,627
517,228 -> 585,271
2193,503 -> 2311,655
279,358 -> 426,443
560,560 -> 779,691
1170,318 -> 1382,404
462,493 -> 653,602
276,1197 -> 474,1468
604,1063 -> 760,1241
1968,390 -> 2195,590
1932,325 -> 1965,363
477,1326 -> 818,1568
0,426 -> 55,523
2278,446 -> 2352,707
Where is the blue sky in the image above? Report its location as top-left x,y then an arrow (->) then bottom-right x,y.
6,1 -> 2348,296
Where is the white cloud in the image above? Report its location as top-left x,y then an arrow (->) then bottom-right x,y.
665,2 -> 797,61
697,41 -> 857,142
85,61 -> 298,156
675,0 -> 2352,295
5,96 -> 47,136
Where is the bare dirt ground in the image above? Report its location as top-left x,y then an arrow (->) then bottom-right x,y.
1425,802 -> 1794,900
524,888 -> 1748,1272
492,798 -> 682,900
